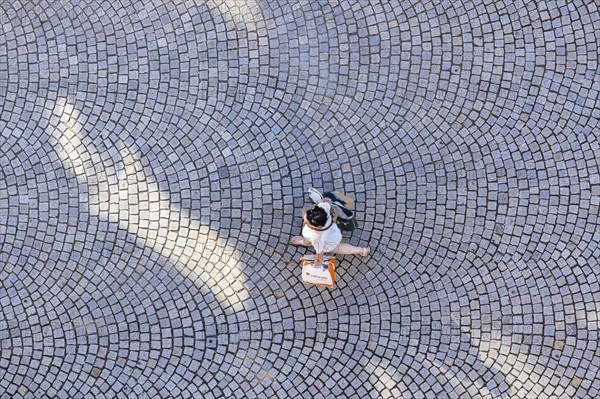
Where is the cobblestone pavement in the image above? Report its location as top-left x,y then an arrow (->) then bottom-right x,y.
0,0 -> 599,398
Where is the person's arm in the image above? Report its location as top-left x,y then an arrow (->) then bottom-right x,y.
314,251 -> 324,266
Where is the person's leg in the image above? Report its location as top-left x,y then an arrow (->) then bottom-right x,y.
291,236 -> 311,246
333,243 -> 370,256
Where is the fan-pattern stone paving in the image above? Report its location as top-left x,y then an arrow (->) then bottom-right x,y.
0,0 -> 599,398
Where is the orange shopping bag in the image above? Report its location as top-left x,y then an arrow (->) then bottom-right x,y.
300,255 -> 337,288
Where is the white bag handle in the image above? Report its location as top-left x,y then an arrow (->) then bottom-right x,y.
308,187 -> 323,203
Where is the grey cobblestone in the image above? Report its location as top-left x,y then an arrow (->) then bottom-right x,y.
0,0 -> 599,398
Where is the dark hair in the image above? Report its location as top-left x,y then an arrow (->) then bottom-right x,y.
307,206 -> 328,227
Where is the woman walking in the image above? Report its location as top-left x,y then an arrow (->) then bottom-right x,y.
291,195 -> 370,266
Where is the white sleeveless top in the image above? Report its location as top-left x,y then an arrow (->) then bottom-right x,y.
302,202 -> 342,253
